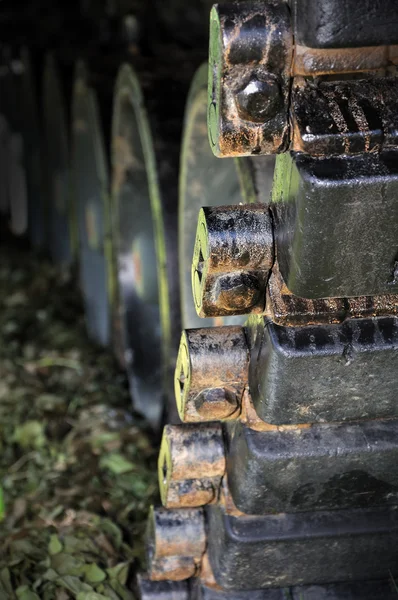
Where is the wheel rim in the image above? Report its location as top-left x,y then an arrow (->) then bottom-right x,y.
0,50 -> 28,237
43,54 -> 75,265
21,48 -> 46,250
0,55 -> 13,225
9,131 -> 28,236
111,64 -> 172,426
0,116 -> 10,217
72,61 -> 111,347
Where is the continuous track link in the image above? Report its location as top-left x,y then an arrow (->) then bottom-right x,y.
1,1 -> 398,598
143,1 -> 398,597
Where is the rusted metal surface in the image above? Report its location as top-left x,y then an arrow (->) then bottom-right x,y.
179,62 -> 275,330
189,193 -> 398,316
240,389 -> 312,432
208,2 -> 398,158
291,76 -> 398,156
190,205 -> 398,321
160,478 -> 218,512
192,205 -> 274,318
191,574 -> 398,599
158,423 -> 225,508
227,417 -> 398,515
180,63 -> 245,331
146,506 -> 206,581
148,556 -> 197,582
147,506 -> 206,559
145,2 -> 398,594
175,326 -> 249,422
199,553 -> 222,591
293,44 -> 398,77
208,1 -> 292,157
218,477 -> 246,518
266,263 -> 398,327
266,264 -> 346,326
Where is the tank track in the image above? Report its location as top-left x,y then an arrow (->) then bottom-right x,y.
143,1 -> 398,596
1,1 -> 398,598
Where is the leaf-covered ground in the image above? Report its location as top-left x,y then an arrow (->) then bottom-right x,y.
0,245 -> 159,600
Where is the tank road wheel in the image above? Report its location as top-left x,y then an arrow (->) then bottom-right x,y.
20,47 -> 46,251
43,54 -> 76,265
0,50 -> 12,224
1,48 -> 28,238
179,63 -> 275,330
0,51 -> 15,230
0,116 -> 11,220
72,61 -> 112,347
110,64 -> 179,427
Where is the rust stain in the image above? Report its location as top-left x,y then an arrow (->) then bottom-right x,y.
177,326 -> 249,423
149,555 -> 197,581
159,424 -> 225,507
200,553 -> 224,590
266,262 -> 398,327
240,390 -> 312,432
212,2 -> 291,157
194,205 -> 273,318
164,479 -> 218,509
148,506 -> 206,559
293,44 -> 398,76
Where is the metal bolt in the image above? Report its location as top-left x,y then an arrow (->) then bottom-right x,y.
146,506 -> 206,580
194,387 -> 239,420
174,327 -> 249,423
192,205 -> 273,318
209,1 -> 292,156
214,272 -> 263,312
236,76 -> 282,123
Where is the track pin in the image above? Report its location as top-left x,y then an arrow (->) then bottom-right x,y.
158,423 -> 225,508
174,326 -> 249,422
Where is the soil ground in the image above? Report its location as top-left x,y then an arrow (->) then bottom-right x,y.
0,244 -> 158,600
